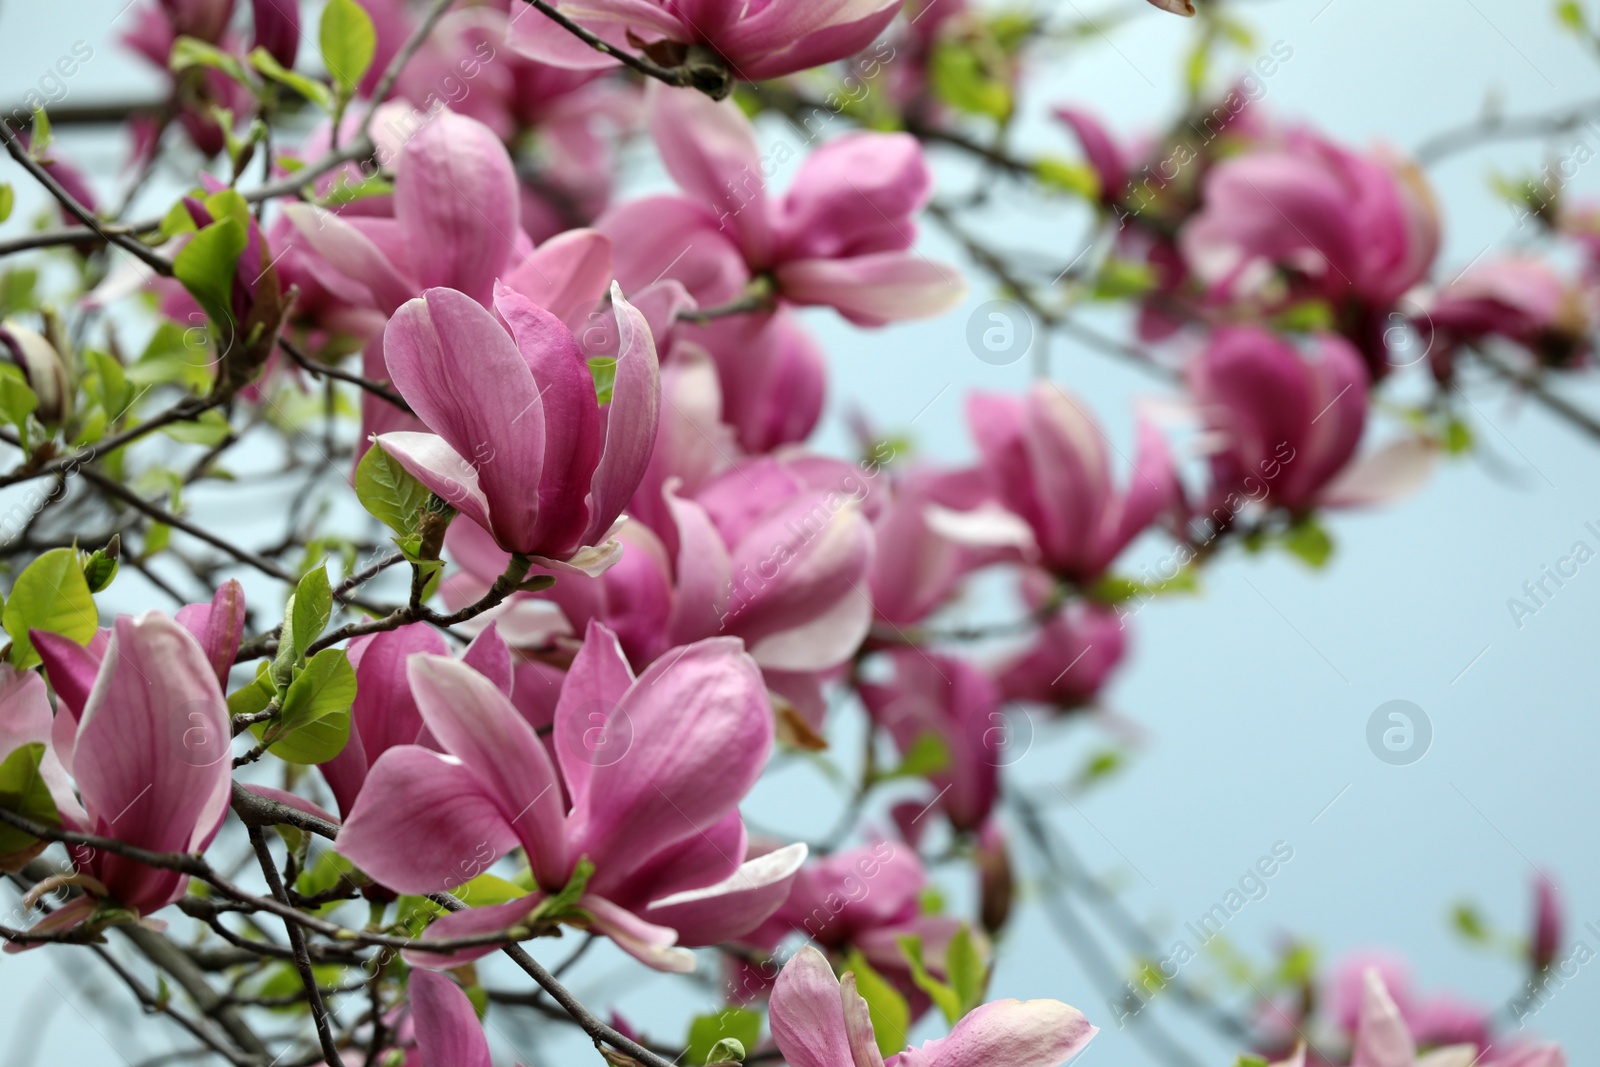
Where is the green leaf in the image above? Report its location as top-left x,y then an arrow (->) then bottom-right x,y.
685,1009 -> 761,1066
530,856 -> 595,925
290,565 -> 333,656
0,184 -> 13,225
320,0 -> 377,99
1557,0 -> 1586,33
587,356 -> 618,406
946,925 -> 986,1013
0,269 -> 38,319
143,522 -> 171,558
174,216 -> 248,333
1444,417 -> 1474,455
252,703 -> 350,764
84,349 -> 130,421
355,441 -> 433,536
4,548 -> 97,668
706,1039 -> 746,1065
295,847 -> 362,898
278,648 -> 356,733
1092,259 -> 1156,300
170,35 -> 255,89
227,664 -> 276,719
29,109 -> 51,159
81,540 -> 120,594
1278,518 -> 1333,569
0,743 -> 60,856
248,46 -> 335,110
897,935 -> 962,1025
159,408 -> 232,446
928,39 -> 1013,121
1274,300 -> 1337,333
1235,1057 -> 1270,1067
450,873 -> 530,909
883,731 -> 950,781
0,371 -> 38,432
844,950 -> 910,1058
1452,901 -> 1490,942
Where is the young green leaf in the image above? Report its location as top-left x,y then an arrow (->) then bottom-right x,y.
0,743 -> 61,856
3,547 -> 98,668
355,442 -> 433,535
248,46 -> 335,110
174,217 -> 247,333
844,950 -> 911,1058
278,647 -> 356,733
896,935 -> 962,1025
320,0 -> 377,99
290,564 -> 334,657
252,704 -> 351,764
685,1009 -> 761,1067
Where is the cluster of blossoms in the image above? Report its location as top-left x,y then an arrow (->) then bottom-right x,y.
0,0 -> 1586,1066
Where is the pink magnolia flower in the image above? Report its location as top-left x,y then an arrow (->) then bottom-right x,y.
334,622 -> 806,972
1181,129 -> 1438,327
961,384 -> 1177,583
860,651 -> 1001,832
997,580 -> 1128,712
376,283 -> 659,574
249,0 -> 298,67
34,580 -> 245,770
408,971 -> 492,1067
748,843 -> 982,1016
319,623 -> 513,817
286,109 -> 526,317
769,945 -> 1095,1067
13,613 -> 232,942
693,311 -> 828,454
1532,871 -> 1563,972
1325,955 -> 1491,1056
1306,969 -> 1563,1067
602,86 -> 965,327
508,0 -> 905,86
870,467 -> 1007,628
1423,259 -> 1591,368
443,451 -> 877,735
1190,328 -> 1434,514
394,6 -> 639,241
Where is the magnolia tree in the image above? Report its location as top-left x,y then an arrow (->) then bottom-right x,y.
0,0 -> 1587,1065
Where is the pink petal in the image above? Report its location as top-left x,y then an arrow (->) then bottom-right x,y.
891,998 -> 1096,1067
664,490 -> 733,644
408,971 -> 493,1067
31,628 -> 105,773
553,620 -> 637,815
649,86 -> 772,265
771,945 -> 861,1067
503,228 -> 615,332
565,639 -> 772,884
396,110 -> 521,305
777,133 -> 931,261
404,896 -> 540,971
373,431 -> 493,533
283,203 -> 417,314
461,623 -> 514,697
1320,436 -> 1437,508
585,285 -> 661,543
174,579 -> 246,689
335,746 -> 522,894
0,664 -> 82,827
776,254 -> 966,326
73,614 -> 231,912
408,654 -> 570,890
645,841 -> 808,946
579,893 -> 696,973
383,289 -> 549,552
1352,969 -> 1416,1067
599,195 -> 749,307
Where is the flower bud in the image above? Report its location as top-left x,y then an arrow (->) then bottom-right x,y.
0,320 -> 72,427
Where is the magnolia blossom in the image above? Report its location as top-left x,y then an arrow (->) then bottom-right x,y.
334,622 -> 806,971
319,623 -> 513,817
408,970 -> 491,1067
997,580 -> 1128,712
1423,259 -> 1592,367
1189,327 -> 1434,514
10,613 -> 232,941
769,945 -> 1095,1067
377,284 -> 659,573
861,651 -> 1001,832
1292,969 -> 1564,1067
508,0 -> 905,85
1181,129 -> 1438,328
603,86 -> 965,327
956,384 -> 1176,582
749,842 -> 983,1017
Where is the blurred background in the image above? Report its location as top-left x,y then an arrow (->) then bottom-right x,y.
0,0 -> 1596,1064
